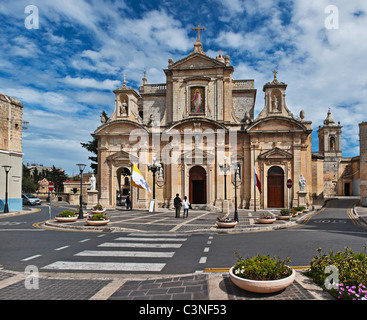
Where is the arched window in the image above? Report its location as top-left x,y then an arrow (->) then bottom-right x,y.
330,137 -> 336,151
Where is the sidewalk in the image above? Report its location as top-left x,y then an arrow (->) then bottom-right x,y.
42,205 -> 316,234
0,268 -> 333,300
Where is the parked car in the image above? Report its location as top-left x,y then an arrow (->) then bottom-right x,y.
22,194 -> 41,205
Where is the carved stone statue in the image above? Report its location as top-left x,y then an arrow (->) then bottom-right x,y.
120,99 -> 128,116
299,174 -> 306,191
90,174 -> 96,191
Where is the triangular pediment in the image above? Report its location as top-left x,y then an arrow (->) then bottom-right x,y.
170,53 -> 225,69
106,151 -> 138,163
247,117 -> 307,133
258,147 -> 293,160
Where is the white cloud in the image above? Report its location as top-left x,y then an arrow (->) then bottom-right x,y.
62,76 -> 121,90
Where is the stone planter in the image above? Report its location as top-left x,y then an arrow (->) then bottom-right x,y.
256,218 -> 276,224
55,216 -> 78,222
216,221 -> 238,228
276,215 -> 291,220
91,209 -> 106,215
229,266 -> 296,293
86,219 -> 110,226
303,209 -> 309,213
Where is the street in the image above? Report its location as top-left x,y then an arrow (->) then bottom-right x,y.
0,199 -> 365,275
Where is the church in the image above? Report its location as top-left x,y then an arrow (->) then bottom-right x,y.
93,24 -> 359,211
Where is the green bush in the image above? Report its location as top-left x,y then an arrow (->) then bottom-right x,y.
57,210 -> 76,217
280,209 -> 290,216
233,251 -> 292,281
306,247 -> 367,299
90,213 -> 107,221
293,206 -> 306,212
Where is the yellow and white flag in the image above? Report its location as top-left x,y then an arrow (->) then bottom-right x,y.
131,163 -> 151,192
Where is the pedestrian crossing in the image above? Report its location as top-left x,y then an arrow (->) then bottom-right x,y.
41,233 -> 189,273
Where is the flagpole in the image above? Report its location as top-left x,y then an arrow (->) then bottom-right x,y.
130,162 -> 133,210
254,148 -> 256,212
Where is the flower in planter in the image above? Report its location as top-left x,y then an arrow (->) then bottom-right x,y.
259,213 -> 274,219
93,203 -> 104,211
233,250 -> 292,281
88,213 -> 108,221
217,215 -> 236,223
57,210 -> 76,217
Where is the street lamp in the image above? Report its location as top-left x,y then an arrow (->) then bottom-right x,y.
76,163 -> 86,219
147,157 -> 161,201
2,165 -> 12,213
219,156 -> 231,200
233,163 -> 240,222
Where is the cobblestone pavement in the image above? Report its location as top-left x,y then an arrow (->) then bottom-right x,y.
0,270 -> 333,300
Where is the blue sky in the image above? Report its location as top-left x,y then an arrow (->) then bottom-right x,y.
0,0 -> 366,176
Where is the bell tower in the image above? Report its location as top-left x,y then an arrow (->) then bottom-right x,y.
317,108 -> 342,159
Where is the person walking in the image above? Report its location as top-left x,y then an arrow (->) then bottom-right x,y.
125,194 -> 131,210
174,193 -> 182,218
182,196 -> 190,218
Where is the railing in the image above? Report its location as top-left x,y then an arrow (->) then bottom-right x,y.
141,83 -> 167,93
233,80 -> 254,89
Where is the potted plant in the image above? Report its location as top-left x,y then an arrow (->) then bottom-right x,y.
276,209 -> 291,220
91,203 -> 106,214
55,210 -> 78,222
256,213 -> 276,224
86,212 -> 109,226
216,215 -> 238,228
229,251 -> 296,293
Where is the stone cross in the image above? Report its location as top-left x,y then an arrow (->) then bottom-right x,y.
192,21 -> 205,41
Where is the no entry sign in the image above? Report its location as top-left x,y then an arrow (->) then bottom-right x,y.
286,179 -> 293,188
48,181 -> 55,192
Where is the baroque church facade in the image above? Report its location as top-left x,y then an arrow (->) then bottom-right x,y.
93,28 -> 359,210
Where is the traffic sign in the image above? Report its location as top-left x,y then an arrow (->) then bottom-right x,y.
286,179 -> 293,188
48,181 -> 55,192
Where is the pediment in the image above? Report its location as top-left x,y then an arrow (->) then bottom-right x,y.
106,151 -> 138,163
247,117 -> 307,133
180,148 -> 215,164
95,120 -> 149,135
258,147 -> 293,160
170,53 -> 225,69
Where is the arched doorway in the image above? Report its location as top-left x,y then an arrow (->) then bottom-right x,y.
189,166 -> 206,204
267,166 -> 284,208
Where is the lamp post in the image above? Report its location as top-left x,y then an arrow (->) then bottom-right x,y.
76,163 -> 86,219
2,165 -> 12,213
147,157 -> 161,201
233,163 -> 239,222
219,156 -> 231,200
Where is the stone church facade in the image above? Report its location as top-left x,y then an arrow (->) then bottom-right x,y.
93,32 -> 359,210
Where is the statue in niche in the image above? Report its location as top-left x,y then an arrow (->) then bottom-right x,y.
120,99 -> 128,116
299,174 -> 306,191
272,95 -> 280,111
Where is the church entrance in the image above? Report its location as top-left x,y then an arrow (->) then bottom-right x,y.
189,166 -> 206,204
267,166 -> 284,208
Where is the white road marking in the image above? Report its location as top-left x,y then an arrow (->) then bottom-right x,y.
99,242 -> 182,248
114,237 -> 186,242
75,250 -> 175,258
41,261 -> 166,272
55,246 -> 70,251
199,257 -> 207,264
21,254 -> 42,261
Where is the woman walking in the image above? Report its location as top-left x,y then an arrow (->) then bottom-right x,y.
182,196 -> 190,218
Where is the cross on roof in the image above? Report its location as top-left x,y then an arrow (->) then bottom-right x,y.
192,21 -> 205,41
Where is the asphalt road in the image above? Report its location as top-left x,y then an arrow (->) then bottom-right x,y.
0,199 -> 365,275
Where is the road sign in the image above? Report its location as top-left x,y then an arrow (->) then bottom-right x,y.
286,179 -> 293,188
48,181 -> 55,192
